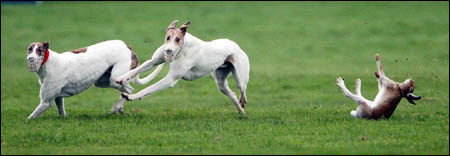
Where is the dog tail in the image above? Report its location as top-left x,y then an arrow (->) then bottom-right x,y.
133,63 -> 164,85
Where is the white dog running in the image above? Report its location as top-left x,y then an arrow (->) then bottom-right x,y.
116,20 -> 250,114
26,40 -> 163,119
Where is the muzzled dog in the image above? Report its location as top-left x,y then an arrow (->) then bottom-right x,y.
26,40 -> 163,119
116,20 -> 250,115
336,54 -> 421,120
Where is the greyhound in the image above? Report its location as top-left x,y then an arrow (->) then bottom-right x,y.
336,54 -> 421,120
116,20 -> 250,114
26,40 -> 163,119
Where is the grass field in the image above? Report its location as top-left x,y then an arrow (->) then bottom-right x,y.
1,1 -> 449,154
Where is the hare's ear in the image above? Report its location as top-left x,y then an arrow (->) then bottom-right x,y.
179,20 -> 191,36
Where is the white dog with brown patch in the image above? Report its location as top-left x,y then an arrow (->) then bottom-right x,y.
336,54 -> 421,120
116,20 -> 250,114
26,40 -> 163,119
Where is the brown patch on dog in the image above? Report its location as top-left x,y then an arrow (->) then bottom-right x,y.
71,47 -> 87,54
164,20 -> 190,47
239,91 -> 247,108
225,55 -> 235,63
27,42 -> 48,56
27,43 -> 38,54
127,44 -> 139,70
165,29 -> 185,46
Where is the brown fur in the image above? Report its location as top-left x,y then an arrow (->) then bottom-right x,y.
71,47 -> 87,54
339,54 -> 420,120
226,55 -> 235,63
239,91 -> 247,108
370,85 -> 402,119
367,73 -> 415,120
27,42 -> 48,56
165,29 -> 185,46
127,45 -> 139,70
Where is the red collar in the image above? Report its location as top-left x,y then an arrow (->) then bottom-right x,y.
41,50 -> 49,66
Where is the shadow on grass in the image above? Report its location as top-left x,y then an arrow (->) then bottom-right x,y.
25,110 -> 248,122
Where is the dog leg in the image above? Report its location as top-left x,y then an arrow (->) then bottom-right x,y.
28,100 -> 52,119
116,46 -> 165,85
229,54 -> 250,109
55,97 -> 66,117
212,69 -> 246,114
111,96 -> 126,114
122,74 -> 181,101
111,83 -> 134,114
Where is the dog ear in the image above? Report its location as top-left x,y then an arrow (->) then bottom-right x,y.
42,42 -> 49,50
167,20 -> 179,32
180,20 -> 191,36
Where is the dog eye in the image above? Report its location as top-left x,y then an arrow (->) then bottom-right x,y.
175,38 -> 180,42
166,36 -> 170,41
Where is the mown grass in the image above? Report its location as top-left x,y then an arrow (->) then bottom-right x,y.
1,1 -> 449,154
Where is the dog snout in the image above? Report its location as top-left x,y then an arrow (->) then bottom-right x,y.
165,49 -> 173,54
27,57 -> 35,62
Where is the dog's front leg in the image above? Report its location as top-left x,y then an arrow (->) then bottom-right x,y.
116,47 -> 165,84
122,74 -> 181,101
28,100 -> 52,119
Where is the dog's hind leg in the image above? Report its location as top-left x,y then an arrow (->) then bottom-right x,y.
212,66 -> 246,115
111,96 -> 126,114
109,61 -> 133,89
228,54 -> 250,109
55,97 -> 66,117
111,84 -> 133,114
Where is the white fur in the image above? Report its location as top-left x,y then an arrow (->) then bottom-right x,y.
116,32 -> 250,114
26,40 -> 163,119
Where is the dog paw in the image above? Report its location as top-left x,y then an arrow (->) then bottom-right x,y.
111,107 -> 124,114
115,78 -> 129,85
121,93 -> 131,101
376,54 -> 380,61
115,75 -> 131,85
239,97 -> 247,109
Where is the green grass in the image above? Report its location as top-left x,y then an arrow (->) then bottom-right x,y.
1,1 -> 449,154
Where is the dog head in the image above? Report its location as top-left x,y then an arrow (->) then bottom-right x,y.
27,42 -> 49,72
163,20 -> 191,60
400,78 -> 421,105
